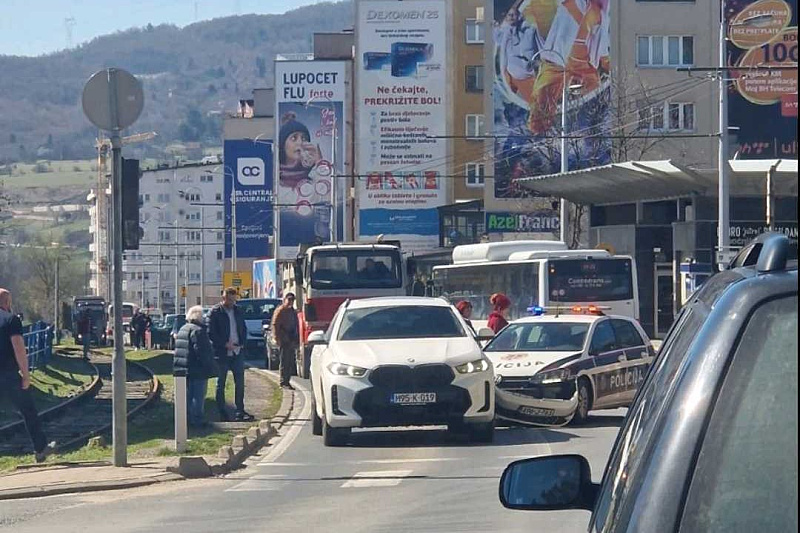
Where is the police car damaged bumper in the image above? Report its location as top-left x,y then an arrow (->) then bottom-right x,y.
494,381 -> 578,427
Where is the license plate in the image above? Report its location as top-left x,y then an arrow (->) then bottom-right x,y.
390,392 -> 437,405
518,406 -> 555,417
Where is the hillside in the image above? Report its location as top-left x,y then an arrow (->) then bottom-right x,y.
0,1 -> 353,164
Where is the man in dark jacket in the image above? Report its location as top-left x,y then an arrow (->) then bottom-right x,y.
271,292 -> 299,389
174,305 -> 219,427
0,288 -> 55,462
207,287 -> 252,421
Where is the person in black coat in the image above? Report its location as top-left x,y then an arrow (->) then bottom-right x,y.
207,287 -> 252,422
174,305 -> 219,427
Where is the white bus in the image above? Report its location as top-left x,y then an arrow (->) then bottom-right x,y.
432,241 -> 639,329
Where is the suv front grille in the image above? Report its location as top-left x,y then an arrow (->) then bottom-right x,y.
369,364 -> 455,389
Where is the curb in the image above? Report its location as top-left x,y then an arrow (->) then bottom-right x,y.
0,354 -> 101,439
167,367 -> 294,479
0,472 -> 183,501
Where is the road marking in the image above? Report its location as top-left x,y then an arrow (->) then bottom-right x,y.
355,457 -> 463,465
256,462 -> 312,467
225,480 -> 282,492
341,470 -> 414,488
257,376 -> 311,466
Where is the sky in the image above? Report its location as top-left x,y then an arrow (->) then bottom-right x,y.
0,0 -> 324,57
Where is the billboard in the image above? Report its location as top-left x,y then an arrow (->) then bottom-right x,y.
275,61 -> 347,261
727,0 -> 797,158
252,259 -> 280,299
356,0 -> 449,252
492,0 -> 612,200
223,139 -> 274,259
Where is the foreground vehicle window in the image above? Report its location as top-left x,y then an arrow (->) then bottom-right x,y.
338,306 -> 466,340
680,295 -> 798,532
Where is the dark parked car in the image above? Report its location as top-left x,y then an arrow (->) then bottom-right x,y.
169,314 -> 186,350
498,233 -> 797,533
150,314 -> 176,349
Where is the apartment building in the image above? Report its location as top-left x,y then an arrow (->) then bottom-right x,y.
122,162 -> 225,313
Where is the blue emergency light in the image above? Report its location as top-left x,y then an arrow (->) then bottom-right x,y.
527,306 -> 546,316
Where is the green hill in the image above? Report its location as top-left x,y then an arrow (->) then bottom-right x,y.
0,1 -> 353,164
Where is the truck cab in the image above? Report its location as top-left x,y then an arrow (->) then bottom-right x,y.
284,242 -> 407,378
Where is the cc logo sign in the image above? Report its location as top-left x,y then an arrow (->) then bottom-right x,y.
237,157 -> 265,186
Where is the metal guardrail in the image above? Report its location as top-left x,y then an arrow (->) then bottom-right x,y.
22,321 -> 54,370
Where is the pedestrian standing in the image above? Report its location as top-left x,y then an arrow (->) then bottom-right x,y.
271,292 -> 299,390
174,305 -> 219,427
409,275 -> 426,297
133,311 -> 147,351
77,310 -> 91,360
208,288 -> 253,422
142,312 -> 153,350
487,293 -> 512,334
455,300 -> 476,335
0,288 -> 56,462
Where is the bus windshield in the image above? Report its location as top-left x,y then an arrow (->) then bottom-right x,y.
310,250 -> 402,290
433,262 -> 539,321
548,258 -> 633,302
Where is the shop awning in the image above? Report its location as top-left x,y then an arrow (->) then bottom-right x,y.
516,159 -> 798,205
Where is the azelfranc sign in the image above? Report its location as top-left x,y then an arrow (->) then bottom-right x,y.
486,212 -> 561,233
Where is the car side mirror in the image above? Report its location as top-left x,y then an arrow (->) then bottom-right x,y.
499,455 -> 598,511
476,327 -> 495,342
307,330 -> 327,346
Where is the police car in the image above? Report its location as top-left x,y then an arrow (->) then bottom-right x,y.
483,305 -> 654,425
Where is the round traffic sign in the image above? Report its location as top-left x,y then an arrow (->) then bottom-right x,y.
82,68 -> 144,131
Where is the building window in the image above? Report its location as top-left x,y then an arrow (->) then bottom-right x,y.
640,102 -> 695,131
466,162 -> 485,188
216,211 -> 223,221
215,193 -> 222,201
465,114 -> 485,139
158,230 -> 171,242
465,19 -> 484,44
157,193 -> 170,203
217,232 -> 224,241
637,35 -> 693,67
216,251 -> 223,260
465,66 -> 484,92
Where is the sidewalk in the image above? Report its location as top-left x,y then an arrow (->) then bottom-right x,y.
0,460 -> 183,500
0,368 -> 296,501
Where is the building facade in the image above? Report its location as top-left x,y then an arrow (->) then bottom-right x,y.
122,162 -> 225,313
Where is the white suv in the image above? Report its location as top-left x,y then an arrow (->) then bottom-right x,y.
309,297 -> 496,446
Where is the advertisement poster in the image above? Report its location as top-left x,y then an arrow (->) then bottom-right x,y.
223,139 -> 274,259
727,0 -> 797,158
492,0 -> 612,200
252,259 -> 280,299
356,0 -> 449,252
275,61 -> 347,261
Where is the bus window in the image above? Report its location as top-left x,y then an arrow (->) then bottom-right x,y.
310,250 -> 402,290
435,262 -> 539,321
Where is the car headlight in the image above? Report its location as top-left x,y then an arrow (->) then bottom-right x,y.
327,362 -> 368,378
455,358 -> 490,374
530,368 -> 572,385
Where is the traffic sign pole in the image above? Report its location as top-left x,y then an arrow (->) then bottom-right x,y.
82,67 -> 144,468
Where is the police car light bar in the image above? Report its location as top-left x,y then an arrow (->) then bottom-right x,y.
571,305 -> 612,315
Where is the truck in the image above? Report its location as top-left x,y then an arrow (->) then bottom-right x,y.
283,241 -> 408,378
72,296 -> 108,346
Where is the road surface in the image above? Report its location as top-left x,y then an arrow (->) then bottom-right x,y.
0,378 -> 625,533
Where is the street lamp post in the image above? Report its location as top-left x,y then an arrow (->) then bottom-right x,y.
718,0 -> 730,266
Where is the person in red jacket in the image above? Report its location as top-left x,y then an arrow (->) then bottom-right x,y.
487,293 -> 512,334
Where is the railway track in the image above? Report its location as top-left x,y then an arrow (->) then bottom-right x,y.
0,349 -> 159,456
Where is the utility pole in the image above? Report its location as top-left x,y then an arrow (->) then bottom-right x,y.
232,180 -> 237,272
718,0 -> 730,267
156,241 -> 162,312
200,206 -> 205,307
184,252 -> 189,312
174,222 -> 179,314
54,251 -> 59,339
560,78 -> 569,245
